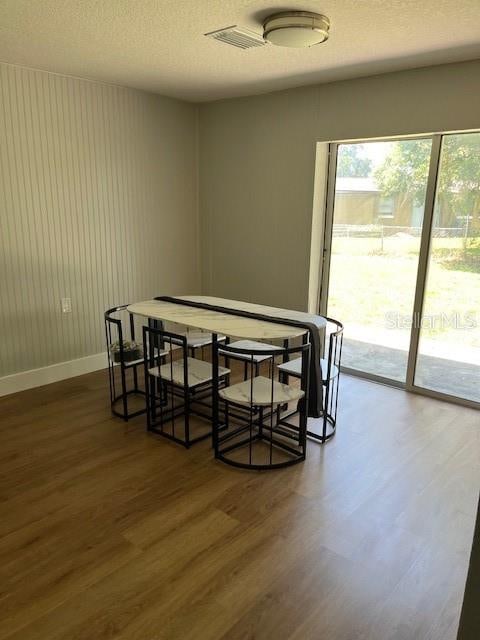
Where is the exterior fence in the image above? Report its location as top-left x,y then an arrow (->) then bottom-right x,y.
332,224 -> 468,239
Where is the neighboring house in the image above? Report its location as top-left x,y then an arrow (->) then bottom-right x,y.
334,176 -> 421,227
334,176 -> 477,231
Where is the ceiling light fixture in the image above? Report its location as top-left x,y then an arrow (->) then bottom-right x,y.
263,11 -> 330,48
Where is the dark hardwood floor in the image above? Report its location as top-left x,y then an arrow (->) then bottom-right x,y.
0,368 -> 478,639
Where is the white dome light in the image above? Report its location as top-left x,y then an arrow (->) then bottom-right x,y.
263,11 -> 330,48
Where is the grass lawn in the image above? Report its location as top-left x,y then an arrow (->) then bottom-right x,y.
328,236 -> 480,354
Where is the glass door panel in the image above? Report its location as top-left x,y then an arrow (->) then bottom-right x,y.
327,139 -> 432,382
414,133 -> 480,402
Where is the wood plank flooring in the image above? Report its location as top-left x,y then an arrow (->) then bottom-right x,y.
0,369 -> 478,639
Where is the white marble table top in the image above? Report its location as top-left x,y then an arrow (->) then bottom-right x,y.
179,296 -> 327,331
127,297 -> 320,341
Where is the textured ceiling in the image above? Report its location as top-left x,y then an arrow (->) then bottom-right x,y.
0,0 -> 479,102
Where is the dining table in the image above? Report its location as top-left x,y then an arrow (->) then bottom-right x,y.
127,295 -> 327,423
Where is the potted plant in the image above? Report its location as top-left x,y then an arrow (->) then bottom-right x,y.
109,340 -> 142,363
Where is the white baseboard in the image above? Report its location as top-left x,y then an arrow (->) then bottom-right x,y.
0,352 -> 108,397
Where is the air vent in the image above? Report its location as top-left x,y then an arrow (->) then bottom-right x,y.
204,25 -> 267,49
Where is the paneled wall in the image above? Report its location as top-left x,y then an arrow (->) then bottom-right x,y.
0,63 -> 199,377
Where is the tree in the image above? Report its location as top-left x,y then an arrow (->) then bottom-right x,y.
439,134 -> 480,226
374,139 -> 431,207
337,145 -> 372,178
374,135 -> 480,228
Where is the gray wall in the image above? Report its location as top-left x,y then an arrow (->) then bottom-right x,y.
199,59 -> 480,311
0,63 -> 199,376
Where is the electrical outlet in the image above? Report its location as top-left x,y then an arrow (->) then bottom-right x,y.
61,297 -> 72,313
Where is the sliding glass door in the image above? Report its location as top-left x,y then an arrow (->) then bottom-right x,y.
414,133 -> 480,403
323,132 -> 480,406
325,139 -> 432,383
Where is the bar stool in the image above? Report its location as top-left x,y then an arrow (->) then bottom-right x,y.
213,340 -> 310,470
143,325 -> 230,448
278,317 -> 343,442
104,305 -> 149,421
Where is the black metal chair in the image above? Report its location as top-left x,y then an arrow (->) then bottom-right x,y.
278,317 -> 343,442
213,340 -> 311,470
105,305 -> 148,421
163,324 -> 226,360
219,338 -> 283,380
143,325 -> 230,448
185,330 -> 226,358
